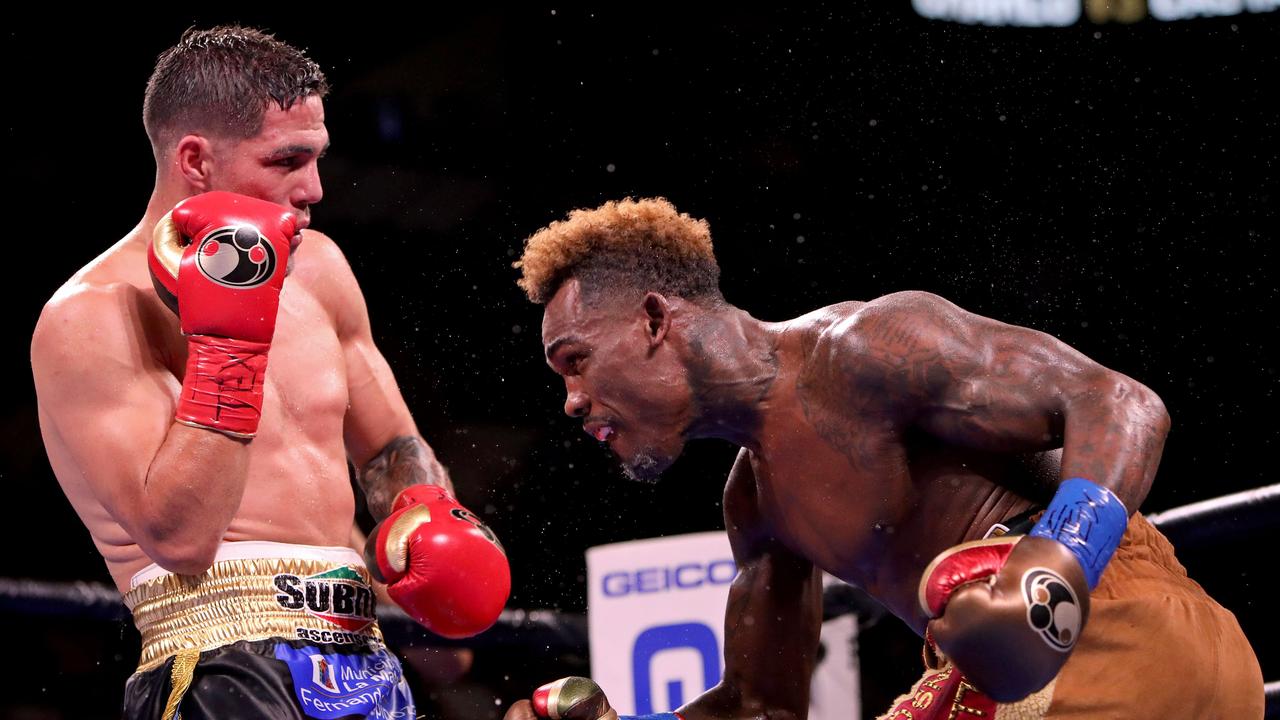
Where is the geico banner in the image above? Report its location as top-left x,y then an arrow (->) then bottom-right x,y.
587,532 -> 859,720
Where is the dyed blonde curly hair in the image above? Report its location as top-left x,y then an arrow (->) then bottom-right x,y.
516,197 -> 722,305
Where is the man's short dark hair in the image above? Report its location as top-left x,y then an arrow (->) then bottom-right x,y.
143,25 -> 329,157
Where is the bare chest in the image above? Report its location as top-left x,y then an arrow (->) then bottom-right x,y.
255,289 -> 350,438
150,285 -> 350,436
161,283 -> 355,543
750,391 -> 1045,624
750,402 -> 913,590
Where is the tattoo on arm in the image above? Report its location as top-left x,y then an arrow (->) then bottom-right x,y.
358,436 -> 452,520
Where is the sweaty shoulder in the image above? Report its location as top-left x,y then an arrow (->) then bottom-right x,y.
781,300 -> 867,350
32,276 -> 174,400
797,291 -> 971,412
290,229 -> 368,336
34,281 -> 123,357
35,238 -> 156,355
828,290 -> 963,337
290,228 -> 351,286
810,291 -> 973,358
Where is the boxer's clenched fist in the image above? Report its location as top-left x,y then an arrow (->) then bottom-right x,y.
149,191 -> 298,437
507,677 -> 686,720
506,677 -> 618,720
364,484 -> 510,638
919,534 -> 1089,701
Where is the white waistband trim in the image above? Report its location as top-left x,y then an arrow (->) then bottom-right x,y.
130,540 -> 365,589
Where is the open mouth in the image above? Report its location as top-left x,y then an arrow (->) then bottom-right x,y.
584,421 -> 616,444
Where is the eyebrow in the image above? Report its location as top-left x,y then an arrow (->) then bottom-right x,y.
545,335 -> 582,361
266,142 -> 331,160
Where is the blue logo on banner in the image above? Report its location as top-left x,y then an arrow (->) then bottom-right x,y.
632,622 -> 721,714
274,644 -> 414,719
602,560 -> 736,597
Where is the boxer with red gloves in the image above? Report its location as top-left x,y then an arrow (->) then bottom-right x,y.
509,199 -> 1263,720
33,27 -> 508,719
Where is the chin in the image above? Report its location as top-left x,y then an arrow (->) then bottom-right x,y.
620,455 -> 664,484
618,440 -> 682,485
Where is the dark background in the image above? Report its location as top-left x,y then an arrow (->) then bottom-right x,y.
5,7 -> 1278,719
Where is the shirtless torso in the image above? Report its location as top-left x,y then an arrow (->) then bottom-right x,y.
513,197 -> 1257,720
33,223 -> 396,592
729,301 -> 1060,632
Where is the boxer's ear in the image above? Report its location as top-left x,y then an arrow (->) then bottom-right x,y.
642,292 -> 672,348
174,134 -> 214,192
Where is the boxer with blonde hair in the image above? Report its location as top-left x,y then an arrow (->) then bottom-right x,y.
506,197 -> 1262,720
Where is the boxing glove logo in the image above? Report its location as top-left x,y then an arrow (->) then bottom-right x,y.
1022,567 -> 1081,652
194,225 -> 278,288
450,508 -> 506,553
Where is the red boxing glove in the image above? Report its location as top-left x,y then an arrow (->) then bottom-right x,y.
918,536 -> 1018,619
364,485 -> 511,638
531,677 -> 620,720
149,191 -> 298,438
918,535 -> 1089,702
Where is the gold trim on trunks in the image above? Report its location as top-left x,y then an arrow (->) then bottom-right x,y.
161,649 -> 199,720
877,653 -> 1057,720
125,556 -> 383,673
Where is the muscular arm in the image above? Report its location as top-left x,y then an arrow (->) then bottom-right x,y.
357,436 -> 450,520
843,291 -> 1170,511
301,232 -> 450,520
32,285 -> 249,574
680,450 -> 823,720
